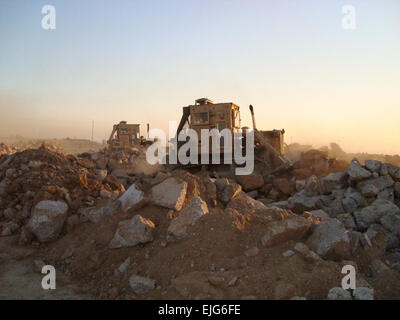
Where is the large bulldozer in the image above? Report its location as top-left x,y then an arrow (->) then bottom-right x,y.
175,98 -> 291,173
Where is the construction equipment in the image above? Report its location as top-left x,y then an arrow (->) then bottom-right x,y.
175,98 -> 291,172
249,105 -> 292,173
107,121 -> 151,150
176,98 -> 240,158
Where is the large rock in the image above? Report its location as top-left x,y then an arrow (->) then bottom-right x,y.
129,275 -> 156,295
380,213 -> 400,237
365,160 -> 381,173
150,177 -> 187,211
118,184 -> 146,212
354,199 -> 400,230
307,218 -> 350,261
319,172 -> 346,194
357,175 -> 394,193
80,200 -> 120,223
347,158 -> 372,182
109,215 -> 155,248
167,196 -> 209,242
288,190 -> 323,213
236,174 -> 264,191
27,200 -> 68,242
261,215 -> 312,247
226,192 -> 268,214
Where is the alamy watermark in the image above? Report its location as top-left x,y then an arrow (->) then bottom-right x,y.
41,5 -> 56,30
341,264 -> 356,290
145,122 -> 255,175
342,5 -> 356,30
41,265 -> 56,290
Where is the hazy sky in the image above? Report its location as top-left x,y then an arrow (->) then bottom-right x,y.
0,0 -> 399,154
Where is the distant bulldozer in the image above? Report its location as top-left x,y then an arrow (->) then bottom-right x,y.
107,121 -> 152,150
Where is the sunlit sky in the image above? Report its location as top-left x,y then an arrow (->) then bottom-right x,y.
0,0 -> 399,154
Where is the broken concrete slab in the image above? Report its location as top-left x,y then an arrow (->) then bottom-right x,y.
226,192 -> 268,214
288,190 -> 323,213
261,215 -> 312,247
26,200 -> 68,242
150,177 -> 187,211
118,183 -> 146,212
307,218 -> 350,261
167,196 -> 209,242
319,172 -> 346,194
109,215 -> 155,248
347,158 -> 372,183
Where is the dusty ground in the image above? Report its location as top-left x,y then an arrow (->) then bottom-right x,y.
0,236 -> 91,300
16,203 -> 399,300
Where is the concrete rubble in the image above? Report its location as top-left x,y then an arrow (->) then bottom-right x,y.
0,143 -> 399,300
109,215 -> 155,248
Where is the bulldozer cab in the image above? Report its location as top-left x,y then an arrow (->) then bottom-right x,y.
175,98 -> 241,157
189,98 -> 241,132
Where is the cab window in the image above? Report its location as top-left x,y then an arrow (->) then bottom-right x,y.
192,112 -> 209,125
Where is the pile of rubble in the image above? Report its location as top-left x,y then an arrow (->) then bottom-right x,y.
1,144 -> 399,299
28,157 -> 398,299
0,145 -> 125,242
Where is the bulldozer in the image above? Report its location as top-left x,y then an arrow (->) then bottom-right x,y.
107,121 -> 152,150
174,98 -> 291,173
